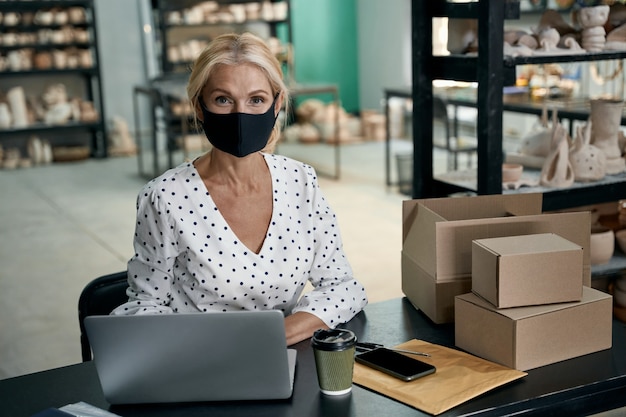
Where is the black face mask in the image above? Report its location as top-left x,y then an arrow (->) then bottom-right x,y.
199,96 -> 278,157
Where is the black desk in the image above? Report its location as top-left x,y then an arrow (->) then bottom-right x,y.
2,298 -> 626,417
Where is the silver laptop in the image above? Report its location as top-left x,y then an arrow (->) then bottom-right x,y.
84,310 -> 296,404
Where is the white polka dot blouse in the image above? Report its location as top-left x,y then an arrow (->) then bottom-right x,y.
112,153 -> 368,328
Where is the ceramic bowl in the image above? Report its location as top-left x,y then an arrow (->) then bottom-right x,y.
502,163 -> 523,183
590,226 -> 614,265
615,229 -> 626,254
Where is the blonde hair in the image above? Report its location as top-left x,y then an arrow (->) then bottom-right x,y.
187,32 -> 289,153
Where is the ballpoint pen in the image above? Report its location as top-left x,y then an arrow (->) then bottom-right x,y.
356,342 -> 431,357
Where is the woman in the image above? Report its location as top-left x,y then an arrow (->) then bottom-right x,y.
113,32 -> 368,346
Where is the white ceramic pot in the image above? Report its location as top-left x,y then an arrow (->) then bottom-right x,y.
590,226 -> 615,265
502,163 -> 523,183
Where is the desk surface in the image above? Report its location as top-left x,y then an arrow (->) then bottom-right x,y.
1,298 -> 625,417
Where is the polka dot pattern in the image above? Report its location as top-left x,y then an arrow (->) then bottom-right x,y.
112,153 -> 368,327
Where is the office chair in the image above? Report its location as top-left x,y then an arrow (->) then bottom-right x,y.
432,96 -> 477,171
78,271 -> 129,361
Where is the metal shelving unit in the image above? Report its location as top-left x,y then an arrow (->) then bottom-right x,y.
0,0 -> 107,158
411,0 -> 626,212
152,0 -> 292,75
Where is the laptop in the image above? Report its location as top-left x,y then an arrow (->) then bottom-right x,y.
84,310 -> 297,404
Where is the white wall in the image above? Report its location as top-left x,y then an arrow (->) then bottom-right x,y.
357,0 -> 412,112
94,0 -> 150,131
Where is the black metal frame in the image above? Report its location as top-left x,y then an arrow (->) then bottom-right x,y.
0,0 -> 108,158
410,0 -> 626,211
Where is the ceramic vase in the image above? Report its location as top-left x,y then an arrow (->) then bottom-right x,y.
590,98 -> 626,174
7,86 -> 28,128
569,120 -> 607,181
540,122 -> 575,188
0,102 -> 12,129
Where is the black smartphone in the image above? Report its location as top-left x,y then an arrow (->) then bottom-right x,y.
355,348 -> 436,381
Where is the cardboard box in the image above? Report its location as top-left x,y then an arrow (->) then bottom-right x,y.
455,287 -> 613,371
402,252 -> 471,324
472,233 -> 584,308
402,193 -> 591,284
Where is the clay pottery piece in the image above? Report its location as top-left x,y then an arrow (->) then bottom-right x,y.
7,86 -> 29,128
518,34 -> 539,49
590,225 -> 615,265
579,5 -> 610,51
34,51 -> 53,70
540,122 -> 575,188
3,12 -> 20,26
502,163 -> 523,183
536,9 -> 577,37
590,98 -> 626,174
520,106 -> 556,157
569,120 -> 607,181
446,19 -> 478,54
3,148 -> 21,170
616,275 -> 626,292
580,5 -> 610,28
68,7 -> 86,24
27,136 -> 43,165
0,103 -> 12,129
604,23 -> 626,50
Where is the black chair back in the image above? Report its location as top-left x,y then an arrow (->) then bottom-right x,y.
78,271 -> 129,361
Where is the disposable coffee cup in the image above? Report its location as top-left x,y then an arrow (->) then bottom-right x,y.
311,328 -> 357,395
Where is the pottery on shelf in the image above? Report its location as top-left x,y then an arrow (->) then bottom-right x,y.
590,225 -> 615,265
604,23 -> 626,51
540,122 -> 575,188
578,5 -> 610,52
519,106 -> 556,158
0,102 -> 12,129
533,28 -> 585,55
7,86 -> 29,128
502,163 -> 523,183
590,98 -> 626,174
569,119 -> 607,182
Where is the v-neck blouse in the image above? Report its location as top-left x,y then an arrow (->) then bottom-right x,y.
112,153 -> 368,328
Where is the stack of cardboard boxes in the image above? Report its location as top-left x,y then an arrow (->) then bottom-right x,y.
401,193 -> 613,371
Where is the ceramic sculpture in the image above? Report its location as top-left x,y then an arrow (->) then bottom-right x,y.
540,122 -> 575,188
108,116 -> 137,156
0,102 -> 12,128
519,106 -> 556,158
7,86 -> 28,128
533,28 -> 586,55
590,98 -> 626,174
604,23 -> 626,50
579,5 -> 610,52
42,84 -> 73,125
569,120 -> 607,182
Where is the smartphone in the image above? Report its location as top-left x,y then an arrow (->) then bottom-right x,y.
355,348 -> 436,381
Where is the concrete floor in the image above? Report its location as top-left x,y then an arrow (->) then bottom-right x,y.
0,138 -> 423,380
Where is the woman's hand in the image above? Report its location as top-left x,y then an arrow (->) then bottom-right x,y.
284,311 -> 328,346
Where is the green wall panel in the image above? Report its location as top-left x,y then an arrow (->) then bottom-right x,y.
290,0 -> 359,112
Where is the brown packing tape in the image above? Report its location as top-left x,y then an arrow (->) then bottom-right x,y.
352,339 -> 527,415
